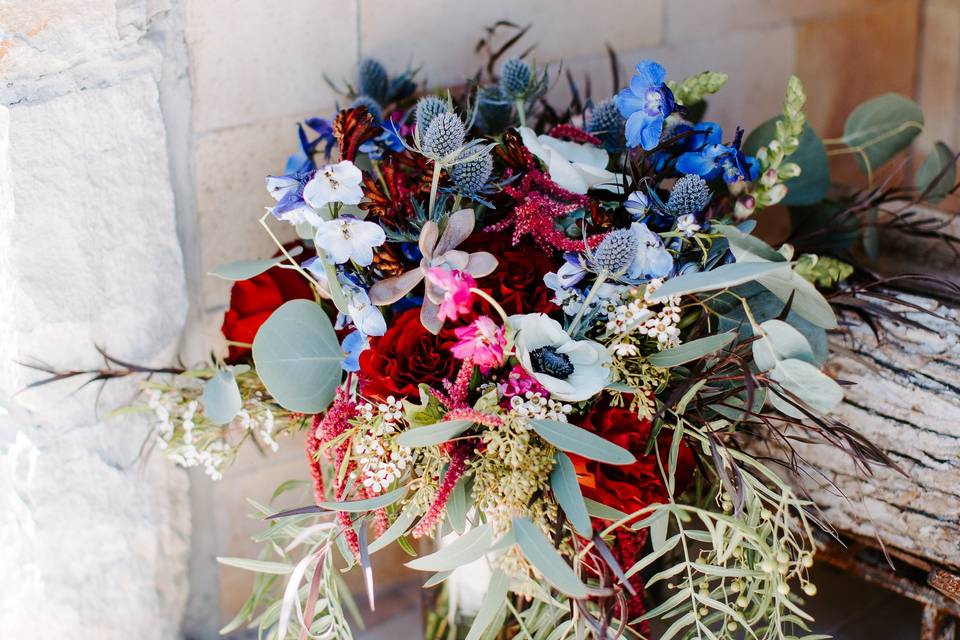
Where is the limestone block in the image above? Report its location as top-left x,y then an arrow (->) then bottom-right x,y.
0,68 -> 191,638
186,0 -> 359,133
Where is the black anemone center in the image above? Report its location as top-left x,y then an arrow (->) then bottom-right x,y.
530,346 -> 575,380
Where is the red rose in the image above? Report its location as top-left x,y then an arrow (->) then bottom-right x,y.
460,232 -> 557,316
569,398 -> 695,516
358,307 -> 460,401
220,248 -> 313,363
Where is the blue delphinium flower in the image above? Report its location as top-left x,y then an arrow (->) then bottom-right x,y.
676,126 -> 759,184
268,118 -> 337,222
341,330 -> 369,372
616,60 -> 675,150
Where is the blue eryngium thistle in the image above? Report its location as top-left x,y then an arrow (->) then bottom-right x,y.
358,58 -> 389,104
592,228 -> 640,274
499,58 -> 532,98
415,96 -> 449,138
587,99 -> 626,150
421,112 -> 466,160
476,85 -> 513,132
351,95 -> 383,123
451,148 -> 494,195
666,174 -> 711,215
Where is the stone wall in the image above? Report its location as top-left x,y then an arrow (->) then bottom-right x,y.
1,1 -> 957,638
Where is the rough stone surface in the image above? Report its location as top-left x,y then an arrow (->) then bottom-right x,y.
0,3 -> 192,638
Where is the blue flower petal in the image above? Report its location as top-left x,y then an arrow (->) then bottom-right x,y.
624,112 -> 653,149
676,151 -> 721,180
634,59 -> 667,87
615,87 -> 647,119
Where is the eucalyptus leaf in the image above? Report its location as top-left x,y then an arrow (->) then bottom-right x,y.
394,420 -> 473,447
755,265 -> 837,329
317,485 -> 408,513
446,474 -> 469,535
406,524 -> 493,572
464,570 -> 511,640
655,261 -> 790,299
915,141 -> 957,203
753,319 -> 815,372
647,332 -> 737,367
368,504 -> 418,554
530,419 -> 635,465
743,120 -> 829,205
584,498 -> 629,522
550,452 -> 592,537
512,517 -> 589,598
714,224 -> 785,263
769,358 -> 843,417
252,299 -> 343,413
209,246 -> 304,280
843,93 -> 924,175
423,570 -> 453,588
201,368 -> 242,425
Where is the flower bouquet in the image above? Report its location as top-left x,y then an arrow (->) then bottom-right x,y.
41,23 -> 959,640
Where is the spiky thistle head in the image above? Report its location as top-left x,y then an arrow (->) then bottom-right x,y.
358,58 -> 389,103
476,85 -> 513,133
421,112 -> 466,160
587,99 -> 625,150
592,229 -> 639,274
499,58 -> 532,98
351,95 -> 383,123
666,174 -> 711,216
415,96 -> 449,138
451,148 -> 494,195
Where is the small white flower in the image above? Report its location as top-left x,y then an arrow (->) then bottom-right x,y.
314,216 -> 386,266
512,313 -> 611,402
624,191 -> 650,219
303,160 -> 364,208
519,127 -> 623,194
676,213 -> 701,237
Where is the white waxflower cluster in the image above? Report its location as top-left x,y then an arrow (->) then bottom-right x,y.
606,279 -> 683,349
351,400 -> 413,494
147,388 -> 231,480
508,391 -> 573,422
237,390 -> 279,452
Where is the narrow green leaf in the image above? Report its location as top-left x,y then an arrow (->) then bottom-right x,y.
252,300 -> 343,413
317,485 -> 408,513
406,524 -> 493,572
550,452 -> 592,537
446,474 -> 469,535
915,141 -> 957,203
585,498 -> 628,522
423,570 -> 453,588
647,332 -> 737,367
655,261 -> 790,299
217,557 -> 293,575
394,420 -> 473,447
714,224 -> 785,263
208,246 -> 304,280
368,504 -> 418,554
512,517 -> 589,598
530,419 -> 635,465
464,570 -> 511,640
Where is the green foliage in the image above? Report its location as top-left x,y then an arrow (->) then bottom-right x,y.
251,300 -> 343,413
513,517 -> 589,598
668,70 -> 729,106
647,332 -> 737,367
794,254 -> 854,288
915,141 -> 957,203
208,246 -> 304,280
842,93 -> 924,177
744,118 -> 828,206
550,452 -> 592,537
406,524 -> 495,571
201,368 -> 242,425
394,419 -> 473,447
529,418 -> 635,465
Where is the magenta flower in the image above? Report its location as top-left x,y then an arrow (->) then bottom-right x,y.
450,316 -> 505,369
498,364 -> 548,399
425,267 -> 476,323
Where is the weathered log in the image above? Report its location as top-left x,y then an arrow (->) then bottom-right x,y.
783,294 -> 960,570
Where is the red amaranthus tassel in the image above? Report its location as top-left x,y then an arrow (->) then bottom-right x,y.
485,170 -> 605,253
411,441 -> 472,538
548,124 -> 603,146
307,389 -> 362,557
443,406 -> 503,428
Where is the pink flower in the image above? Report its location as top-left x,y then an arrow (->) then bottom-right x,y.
498,364 -> 547,398
425,267 -> 476,323
451,316 -> 505,369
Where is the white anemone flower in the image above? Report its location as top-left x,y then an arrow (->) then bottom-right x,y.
519,127 -> 622,194
512,313 -> 611,402
314,216 -> 386,266
303,160 -> 364,208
